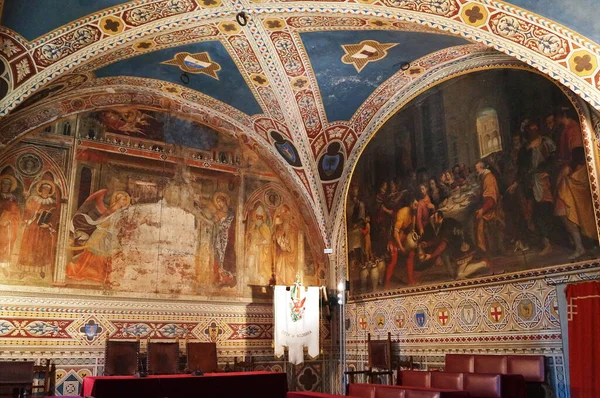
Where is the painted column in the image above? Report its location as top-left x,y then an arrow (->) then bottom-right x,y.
236,170 -> 245,292
52,117 -> 81,286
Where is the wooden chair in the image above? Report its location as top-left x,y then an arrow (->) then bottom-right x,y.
186,342 -> 218,374
104,340 -> 140,376
233,356 -> 255,372
147,342 -> 180,375
32,359 -> 56,396
0,361 -> 34,398
345,332 -> 393,385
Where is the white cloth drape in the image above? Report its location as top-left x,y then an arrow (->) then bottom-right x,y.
273,285 -> 319,365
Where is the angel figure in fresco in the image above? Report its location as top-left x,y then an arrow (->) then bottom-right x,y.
17,180 -> 59,279
272,204 -> 298,285
98,107 -> 155,136
195,192 -> 236,287
66,190 -> 131,285
246,202 -> 272,285
0,175 -> 20,276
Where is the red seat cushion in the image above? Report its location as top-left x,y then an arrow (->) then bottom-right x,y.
404,391 -> 441,398
400,371 -> 431,388
507,355 -> 545,383
374,385 -> 406,398
349,383 -> 377,398
463,373 -> 501,398
430,372 -> 463,391
444,355 -> 474,373
474,355 -> 507,374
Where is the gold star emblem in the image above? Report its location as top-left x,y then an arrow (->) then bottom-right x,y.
341,40 -> 398,72
161,52 -> 221,80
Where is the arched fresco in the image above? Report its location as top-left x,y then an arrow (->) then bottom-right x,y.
0,108 -> 325,297
347,68 -> 599,295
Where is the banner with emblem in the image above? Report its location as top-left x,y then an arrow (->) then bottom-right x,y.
273,281 -> 320,365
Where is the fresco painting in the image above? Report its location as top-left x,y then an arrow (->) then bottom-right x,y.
347,69 -> 599,295
0,109 -> 321,297
1,149 -> 64,281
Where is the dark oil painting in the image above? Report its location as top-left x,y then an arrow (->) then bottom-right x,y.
347,69 -> 598,294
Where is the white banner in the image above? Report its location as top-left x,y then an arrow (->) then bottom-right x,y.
274,284 -> 320,365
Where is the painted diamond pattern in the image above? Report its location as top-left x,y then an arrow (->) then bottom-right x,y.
0,319 -> 72,338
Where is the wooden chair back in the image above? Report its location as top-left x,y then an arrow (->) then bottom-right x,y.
104,340 -> 140,376
368,332 -> 392,370
32,359 -> 56,396
0,361 -> 34,398
233,356 -> 255,372
147,342 -> 180,375
186,342 -> 218,373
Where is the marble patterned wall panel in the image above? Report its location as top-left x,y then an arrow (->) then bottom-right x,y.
0,292 -> 332,395
345,271 -> 600,398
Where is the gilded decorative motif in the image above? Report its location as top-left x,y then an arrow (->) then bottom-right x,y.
341,40 -> 398,73
161,51 -> 221,78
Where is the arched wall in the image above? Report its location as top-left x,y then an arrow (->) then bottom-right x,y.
335,60 -> 600,398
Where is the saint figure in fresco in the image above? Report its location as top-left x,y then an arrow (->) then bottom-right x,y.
517,121 -> 556,255
554,147 -> 598,259
474,160 -> 505,256
0,175 -> 20,276
384,193 -> 419,287
66,190 -> 131,284
273,204 -> 297,285
346,185 -> 366,264
246,202 -> 272,285
555,109 -> 583,165
195,192 -> 236,287
18,180 -> 59,279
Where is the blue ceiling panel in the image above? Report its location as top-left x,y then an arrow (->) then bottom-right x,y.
2,0 -> 126,40
300,30 -> 469,122
94,41 -> 263,116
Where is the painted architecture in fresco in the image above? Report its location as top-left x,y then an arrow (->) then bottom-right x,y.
0,108 -> 322,297
347,69 -> 598,294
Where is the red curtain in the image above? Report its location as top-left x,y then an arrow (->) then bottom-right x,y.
567,281 -> 600,398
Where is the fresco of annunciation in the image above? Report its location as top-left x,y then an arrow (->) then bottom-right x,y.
0,108 -> 322,296
347,69 -> 599,295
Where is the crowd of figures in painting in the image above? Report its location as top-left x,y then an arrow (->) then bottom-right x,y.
347,70 -> 598,294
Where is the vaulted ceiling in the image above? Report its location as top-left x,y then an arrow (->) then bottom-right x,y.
0,0 -> 598,244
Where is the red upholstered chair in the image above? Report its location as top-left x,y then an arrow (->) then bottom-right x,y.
474,355 -> 507,374
506,355 -> 545,383
186,342 -> 218,373
374,385 -> 407,398
404,391 -> 441,398
463,373 -> 501,398
147,342 -> 180,375
430,372 -> 463,391
399,371 -> 431,388
0,361 -> 34,397
104,340 -> 140,376
348,383 -> 377,398
444,355 -> 474,373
